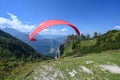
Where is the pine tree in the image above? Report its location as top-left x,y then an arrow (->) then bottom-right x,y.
86,33 -> 90,40
93,32 -> 98,38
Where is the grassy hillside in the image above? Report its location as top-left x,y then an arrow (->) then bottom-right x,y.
80,39 -> 96,47
6,50 -> 120,80
60,30 -> 120,57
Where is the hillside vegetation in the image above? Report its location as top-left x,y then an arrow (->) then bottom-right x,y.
60,30 -> 120,57
6,50 -> 120,80
0,30 -> 49,79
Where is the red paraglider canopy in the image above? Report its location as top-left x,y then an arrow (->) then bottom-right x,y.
29,20 -> 80,41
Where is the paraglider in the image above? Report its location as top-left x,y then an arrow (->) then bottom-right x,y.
29,20 -> 80,41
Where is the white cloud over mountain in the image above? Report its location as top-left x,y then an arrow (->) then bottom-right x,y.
114,25 -> 120,30
0,13 -> 69,35
0,12 -> 35,32
41,28 -> 69,35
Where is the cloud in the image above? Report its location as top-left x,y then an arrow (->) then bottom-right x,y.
0,12 -> 35,32
0,12 -> 70,35
40,28 -> 69,35
61,28 -> 68,31
42,29 -> 50,32
114,25 -> 120,30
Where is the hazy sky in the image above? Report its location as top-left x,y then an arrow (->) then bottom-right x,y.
0,0 -> 120,35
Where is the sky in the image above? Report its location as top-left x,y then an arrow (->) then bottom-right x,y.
0,0 -> 120,35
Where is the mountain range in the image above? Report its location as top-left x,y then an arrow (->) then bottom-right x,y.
0,28 -> 66,56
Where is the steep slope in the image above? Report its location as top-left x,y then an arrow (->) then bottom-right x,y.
0,30 -> 45,61
0,30 -> 51,79
1,28 -> 60,55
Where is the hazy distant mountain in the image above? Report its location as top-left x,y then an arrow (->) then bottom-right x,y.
1,28 -> 45,40
42,34 -> 67,43
1,28 -> 60,55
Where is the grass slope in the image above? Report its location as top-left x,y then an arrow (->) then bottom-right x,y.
61,38 -> 97,57
81,39 -> 97,47
62,30 -> 120,57
8,50 -> 120,80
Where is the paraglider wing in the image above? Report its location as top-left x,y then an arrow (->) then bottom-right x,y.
29,20 -> 80,41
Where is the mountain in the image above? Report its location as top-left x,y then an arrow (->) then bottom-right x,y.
0,30 -> 52,79
0,30 -> 46,61
42,34 -> 67,43
1,28 -> 60,56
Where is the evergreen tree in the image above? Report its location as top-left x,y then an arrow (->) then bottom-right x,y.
80,34 -> 86,40
86,33 -> 90,40
93,32 -> 98,38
